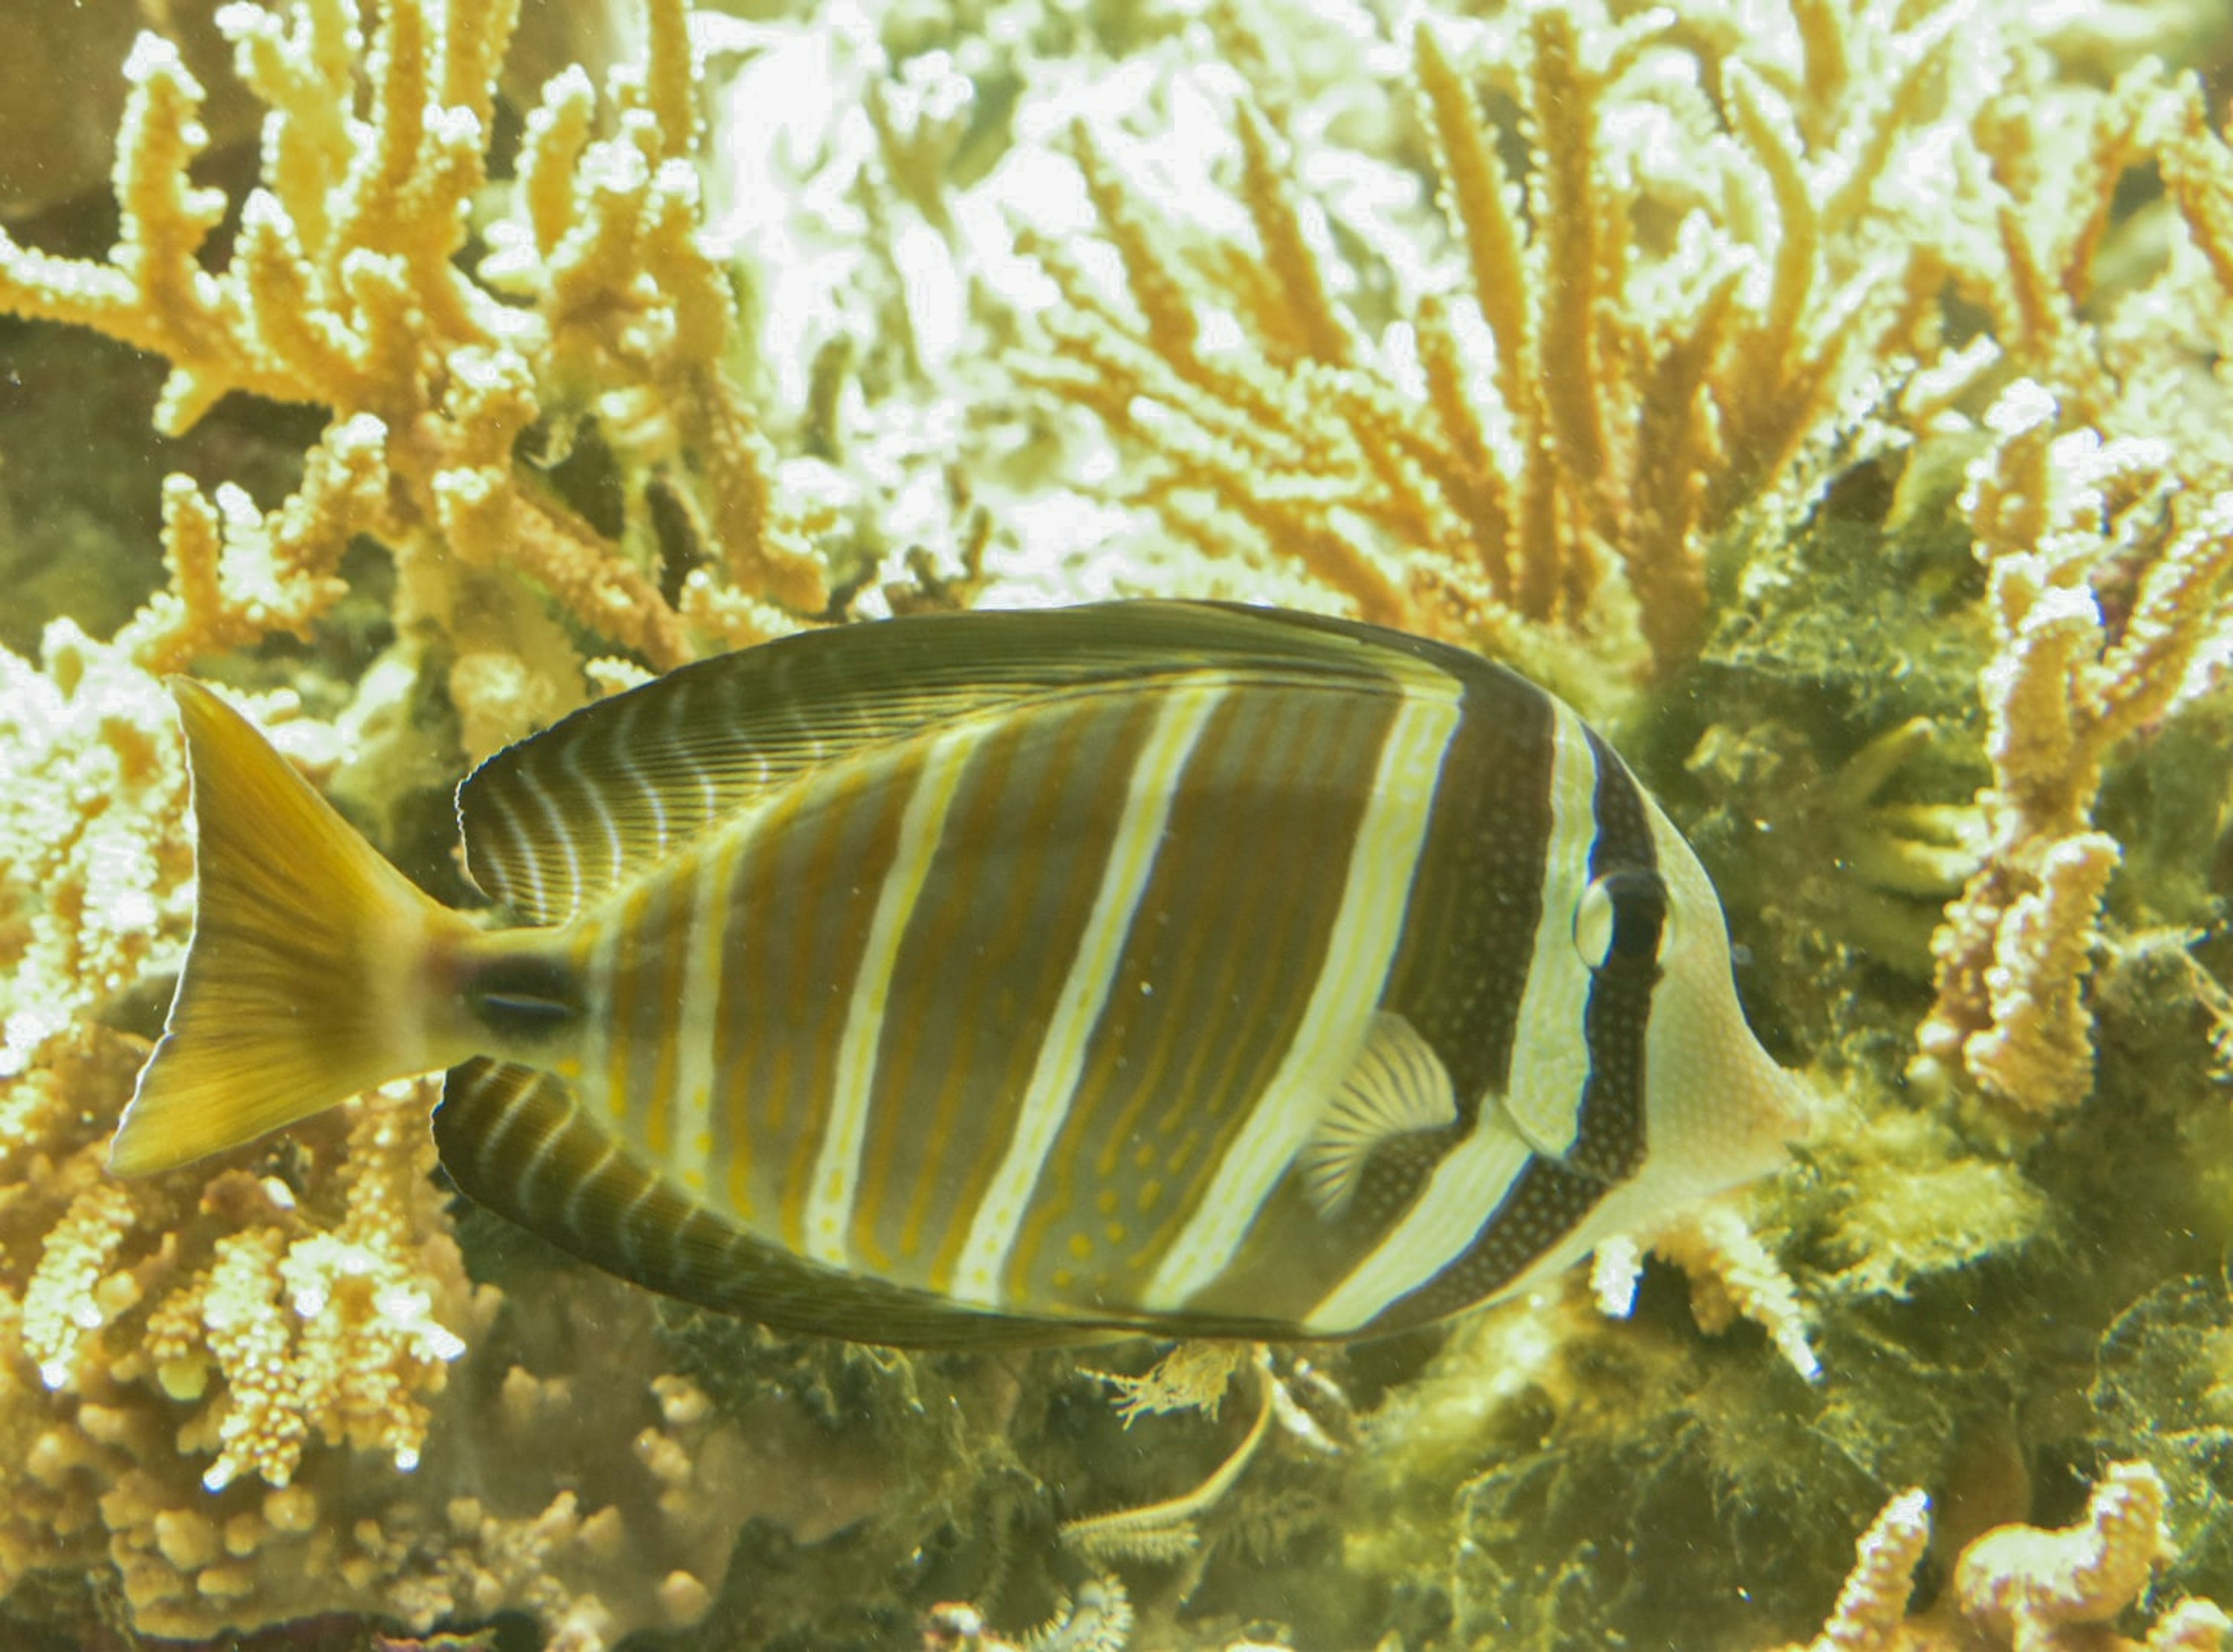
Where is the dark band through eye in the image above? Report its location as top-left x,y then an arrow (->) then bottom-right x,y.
1597,867 -> 1666,964
1574,866 -> 1667,973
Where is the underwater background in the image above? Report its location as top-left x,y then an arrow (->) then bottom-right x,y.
3,0 -> 2233,1647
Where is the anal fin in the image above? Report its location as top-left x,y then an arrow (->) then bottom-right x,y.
433,1060 -> 1110,1348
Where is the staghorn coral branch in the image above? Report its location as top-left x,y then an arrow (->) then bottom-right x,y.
122,417 -> 386,676
1621,268 -> 1741,671
1526,9 -> 1611,504
1067,123 -> 1203,373
2160,84 -> 2233,296
1233,101 -> 1350,369
1413,295 -> 1515,601
517,66 -> 598,262
1594,1201 -> 1818,1380
1785,1487 -> 1930,1652
677,368 -> 833,619
1960,831 -> 2120,1115
2058,66 -> 2163,309
640,0 -> 697,163
1412,25 -> 1531,444
222,0 -> 358,258
1720,63 -> 1820,470
2090,496 -> 2233,743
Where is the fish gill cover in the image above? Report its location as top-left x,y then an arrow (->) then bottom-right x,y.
0,0 -> 2228,1649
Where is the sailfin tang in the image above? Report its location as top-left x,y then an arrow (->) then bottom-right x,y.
110,681 -> 472,1177
1300,1012 -> 1459,1219
435,1060 -> 1115,1347
456,601 -> 1425,923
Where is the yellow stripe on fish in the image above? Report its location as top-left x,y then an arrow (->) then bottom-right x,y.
110,602 -> 1807,1346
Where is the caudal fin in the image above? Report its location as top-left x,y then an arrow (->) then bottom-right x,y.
110,680 -> 473,1176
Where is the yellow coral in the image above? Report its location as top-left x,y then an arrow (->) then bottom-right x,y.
19,1181 -> 135,1394
1956,1461 -> 2175,1649
1781,1485 -> 1931,1652
184,1080 -> 472,1493
1637,1204 -> 1821,1382
0,0 -> 832,756
1786,1463 -> 2232,1652
1917,393 -> 2233,1124
0,1036 -> 854,1646
1015,0 -> 1982,689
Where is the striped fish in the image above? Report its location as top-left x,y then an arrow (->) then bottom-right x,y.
112,603 -> 1806,1344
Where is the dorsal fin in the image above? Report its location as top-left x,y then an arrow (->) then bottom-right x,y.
456,601 -> 1437,923
1300,1012 -> 1460,1219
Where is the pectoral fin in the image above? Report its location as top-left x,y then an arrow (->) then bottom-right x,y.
1300,1012 -> 1458,1219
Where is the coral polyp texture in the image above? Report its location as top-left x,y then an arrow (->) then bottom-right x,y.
2,0 -> 2233,1649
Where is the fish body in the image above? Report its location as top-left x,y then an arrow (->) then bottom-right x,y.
113,602 -> 1805,1345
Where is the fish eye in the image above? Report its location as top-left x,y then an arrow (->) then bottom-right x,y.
1572,866 -> 1670,973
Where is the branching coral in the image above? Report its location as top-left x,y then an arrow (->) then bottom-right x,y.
1782,1462 -> 2233,1652
1,1030 -> 877,1647
1891,24 -> 2233,1123
0,625 -> 194,1079
1013,0 -> 1987,687
1593,1204 -> 1822,1381
1916,387 -> 2233,1123
3,1007 -> 482,1624
0,0 -> 831,757
1781,1485 -> 1932,1652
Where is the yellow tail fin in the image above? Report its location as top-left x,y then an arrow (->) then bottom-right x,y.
110,680 -> 475,1177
